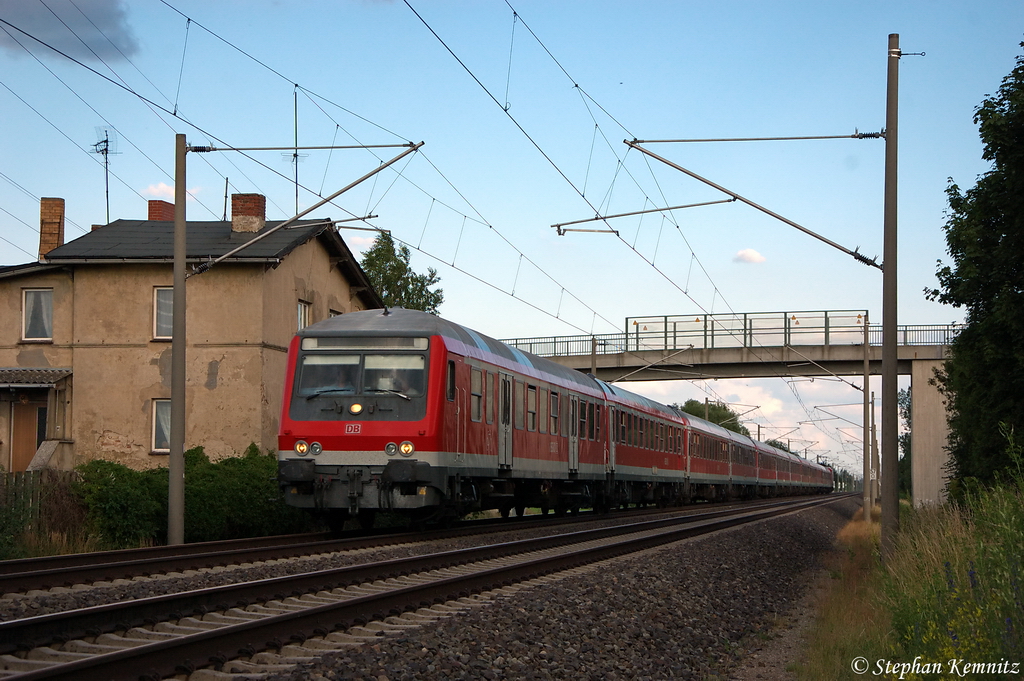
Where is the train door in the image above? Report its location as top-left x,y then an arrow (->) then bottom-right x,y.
568,396 -> 579,472
498,372 -> 513,468
606,405 -> 617,473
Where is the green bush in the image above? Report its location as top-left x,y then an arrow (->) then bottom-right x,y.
75,445 -> 315,548
75,459 -> 167,548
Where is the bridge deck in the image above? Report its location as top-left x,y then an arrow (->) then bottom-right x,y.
503,311 -> 956,382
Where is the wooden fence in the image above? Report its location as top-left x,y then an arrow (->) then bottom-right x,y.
1,469 -> 78,528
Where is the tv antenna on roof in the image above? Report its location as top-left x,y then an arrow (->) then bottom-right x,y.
91,127 -> 120,224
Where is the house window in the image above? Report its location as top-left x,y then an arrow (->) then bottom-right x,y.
329,309 -> 343,317
154,287 -> 173,339
297,300 -> 311,330
23,288 -> 53,341
152,399 -> 171,453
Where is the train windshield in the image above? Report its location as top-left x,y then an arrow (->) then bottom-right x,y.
296,353 -> 426,398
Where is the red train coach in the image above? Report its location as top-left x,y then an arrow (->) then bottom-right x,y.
277,309 -> 833,529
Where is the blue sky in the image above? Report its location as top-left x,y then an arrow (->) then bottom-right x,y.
2,0 -> 1021,472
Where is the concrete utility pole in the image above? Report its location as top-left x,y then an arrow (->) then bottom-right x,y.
863,312 -> 871,522
881,33 -> 901,559
169,133 -> 186,545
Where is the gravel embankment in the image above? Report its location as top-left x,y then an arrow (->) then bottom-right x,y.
263,497 -> 857,681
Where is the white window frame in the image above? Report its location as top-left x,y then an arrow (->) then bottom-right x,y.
22,288 -> 53,341
152,399 -> 171,453
154,287 -> 173,339
297,300 -> 311,330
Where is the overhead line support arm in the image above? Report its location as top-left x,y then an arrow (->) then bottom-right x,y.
624,140 -> 882,270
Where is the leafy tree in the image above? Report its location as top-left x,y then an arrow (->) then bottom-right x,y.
359,231 -> 443,314
897,387 -> 912,496
927,44 -> 1024,489
673,399 -> 750,437
764,438 -> 791,452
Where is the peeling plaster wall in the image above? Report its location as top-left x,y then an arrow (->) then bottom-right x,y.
0,269 -> 74,470
1,234 -> 374,471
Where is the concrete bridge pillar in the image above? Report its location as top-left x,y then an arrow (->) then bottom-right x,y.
911,359 -> 949,507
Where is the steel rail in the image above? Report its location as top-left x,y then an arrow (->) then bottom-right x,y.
0,497 -> 788,594
1,496 -> 850,680
0,496 -> 847,666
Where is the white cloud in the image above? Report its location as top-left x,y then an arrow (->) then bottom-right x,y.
345,235 -> 376,253
733,248 -> 766,263
143,183 -> 201,202
144,183 -> 174,199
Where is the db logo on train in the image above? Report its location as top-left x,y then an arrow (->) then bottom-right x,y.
345,424 -> 361,434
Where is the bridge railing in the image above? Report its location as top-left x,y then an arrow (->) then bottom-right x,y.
503,311 -> 960,358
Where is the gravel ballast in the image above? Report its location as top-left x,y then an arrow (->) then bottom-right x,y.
264,497 -> 858,681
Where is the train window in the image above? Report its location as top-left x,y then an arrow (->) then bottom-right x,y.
527,385 -> 538,431
550,392 -> 560,434
569,398 -> 578,437
579,401 -> 589,440
638,418 -> 646,450
619,410 -> 627,444
446,361 -> 456,401
515,381 -> 525,430
302,337 -> 428,350
295,354 -> 360,396
587,402 -> 596,440
470,368 -> 483,422
594,404 -> 601,442
361,355 -> 425,396
660,423 -> 666,452
539,388 -> 548,434
486,372 -> 495,424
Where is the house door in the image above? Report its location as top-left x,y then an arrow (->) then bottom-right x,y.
498,373 -> 513,468
11,401 -> 46,472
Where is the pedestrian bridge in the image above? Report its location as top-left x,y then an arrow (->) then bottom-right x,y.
502,310 -> 954,382
502,309 -> 957,508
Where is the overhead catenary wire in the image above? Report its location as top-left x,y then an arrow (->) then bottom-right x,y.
403,2 -> 866,458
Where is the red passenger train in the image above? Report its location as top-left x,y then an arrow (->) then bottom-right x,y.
277,309 -> 833,528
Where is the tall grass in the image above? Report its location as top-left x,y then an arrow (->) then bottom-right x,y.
793,506 -> 890,681
883,431 -> 1024,667
797,430 -> 1024,679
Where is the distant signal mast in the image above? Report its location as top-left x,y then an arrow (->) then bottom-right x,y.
91,127 -> 119,224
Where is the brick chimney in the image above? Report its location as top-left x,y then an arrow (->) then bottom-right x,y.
231,194 -> 266,233
149,200 -> 175,221
39,197 -> 65,260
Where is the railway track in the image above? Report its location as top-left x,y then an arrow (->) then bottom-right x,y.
0,494 -> 850,680
0,497 -> 785,596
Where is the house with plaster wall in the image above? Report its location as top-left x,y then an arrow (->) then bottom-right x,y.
0,195 -> 382,472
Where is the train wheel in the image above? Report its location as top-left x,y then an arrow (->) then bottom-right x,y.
515,505 -> 526,518
325,510 -> 348,534
500,506 -> 511,519
356,510 -> 376,530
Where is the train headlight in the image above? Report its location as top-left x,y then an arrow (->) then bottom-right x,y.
294,440 -> 309,456
349,403 -> 363,415
309,442 -> 323,456
399,441 -> 415,456
385,442 -> 399,456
